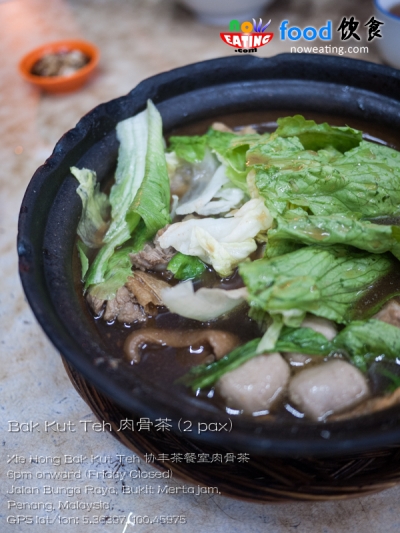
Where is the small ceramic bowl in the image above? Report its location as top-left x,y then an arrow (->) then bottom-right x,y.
18,39 -> 99,94
178,0 -> 275,25
374,0 -> 400,69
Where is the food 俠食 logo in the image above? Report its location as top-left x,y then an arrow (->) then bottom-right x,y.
279,20 -> 332,41
220,19 -> 274,53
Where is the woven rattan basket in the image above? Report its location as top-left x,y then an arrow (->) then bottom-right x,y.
63,360 -> 400,502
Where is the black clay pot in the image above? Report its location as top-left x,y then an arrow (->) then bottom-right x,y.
18,54 -> 400,458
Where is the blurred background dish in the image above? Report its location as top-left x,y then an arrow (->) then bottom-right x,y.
18,39 -> 99,93
178,0 -> 275,25
374,0 -> 400,69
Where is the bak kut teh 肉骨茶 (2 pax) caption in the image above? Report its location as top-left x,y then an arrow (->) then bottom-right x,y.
73,100 -> 400,422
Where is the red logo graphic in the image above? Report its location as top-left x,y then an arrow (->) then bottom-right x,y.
220,19 -> 274,51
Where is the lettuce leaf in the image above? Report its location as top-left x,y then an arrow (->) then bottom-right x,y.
104,107 -> 148,244
334,319 -> 400,372
174,155 -> 246,216
168,127 -> 269,191
161,282 -> 248,321
168,134 -> 208,163
176,161 -> 228,215
274,115 -> 362,152
239,245 -> 396,324
275,325 -> 334,355
83,100 -> 170,292
168,128 -> 235,163
76,240 -> 89,280
167,253 -> 206,281
264,238 -> 304,259
269,212 -> 400,260
217,131 -> 270,190
87,246 -> 133,300
159,199 -> 273,276
197,185 -> 245,216
72,167 -> 110,248
254,140 -> 400,218
126,100 -> 171,238
256,315 -> 284,353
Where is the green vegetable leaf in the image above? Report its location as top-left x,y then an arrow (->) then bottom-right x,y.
168,128 -> 235,164
167,252 -> 206,280
84,226 -> 130,289
275,326 -> 334,355
84,100 -> 170,290
168,128 -> 270,191
76,240 -> 89,281
126,100 -> 171,239
87,246 -> 133,300
256,315 -> 283,353
104,106 -> 148,244
254,140 -> 400,218
168,135 -> 208,164
72,167 -> 110,248
210,130 -> 270,190
376,367 -> 400,393
269,212 -> 400,260
264,238 -> 303,259
179,338 -> 261,390
239,245 -> 396,324
334,319 -> 400,372
275,115 -> 362,152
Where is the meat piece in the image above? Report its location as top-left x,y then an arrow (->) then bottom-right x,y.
288,359 -> 370,421
373,299 -> 400,328
211,122 -> 258,135
103,286 -> 146,324
129,228 -> 175,271
117,302 -> 146,324
332,387 -> 400,420
86,293 -> 104,315
216,353 -> 290,414
284,315 -> 337,367
211,122 -> 235,133
125,272 -> 170,313
124,328 -> 240,363
235,124 -> 258,134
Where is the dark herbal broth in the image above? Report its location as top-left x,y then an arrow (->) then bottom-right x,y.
78,110 -> 400,421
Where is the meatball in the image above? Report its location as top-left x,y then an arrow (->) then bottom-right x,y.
288,359 -> 370,420
301,315 -> 338,340
216,353 -> 290,414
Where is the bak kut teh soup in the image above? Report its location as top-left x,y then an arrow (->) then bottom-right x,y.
73,101 -> 400,422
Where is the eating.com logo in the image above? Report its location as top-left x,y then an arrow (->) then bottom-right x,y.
220,18 -> 274,53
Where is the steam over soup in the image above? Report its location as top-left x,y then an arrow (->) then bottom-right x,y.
73,101 -> 400,422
